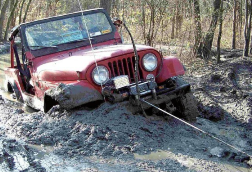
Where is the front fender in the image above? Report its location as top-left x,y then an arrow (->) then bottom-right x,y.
156,56 -> 185,83
44,80 -> 103,112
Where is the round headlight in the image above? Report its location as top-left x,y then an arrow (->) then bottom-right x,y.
92,66 -> 109,85
142,53 -> 157,71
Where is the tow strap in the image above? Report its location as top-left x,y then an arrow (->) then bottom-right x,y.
140,99 -> 252,159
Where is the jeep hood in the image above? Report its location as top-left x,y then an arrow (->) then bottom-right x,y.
35,44 -> 155,81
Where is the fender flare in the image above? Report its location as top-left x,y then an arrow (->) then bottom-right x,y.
156,56 -> 185,83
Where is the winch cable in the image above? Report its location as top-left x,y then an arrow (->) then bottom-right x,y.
123,21 -> 146,116
140,98 -> 252,159
77,0 -> 105,93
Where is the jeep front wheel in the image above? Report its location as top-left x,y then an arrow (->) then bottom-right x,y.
173,93 -> 199,122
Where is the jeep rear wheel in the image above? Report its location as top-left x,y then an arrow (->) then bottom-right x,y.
174,93 -> 199,122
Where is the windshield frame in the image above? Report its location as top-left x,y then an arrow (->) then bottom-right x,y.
20,8 -> 116,58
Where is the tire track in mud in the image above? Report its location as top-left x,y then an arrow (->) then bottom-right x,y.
188,57 -> 252,123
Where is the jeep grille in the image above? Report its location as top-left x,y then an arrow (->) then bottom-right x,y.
108,56 -> 144,83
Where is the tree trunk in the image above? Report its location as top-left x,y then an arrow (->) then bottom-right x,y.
243,0 -> 252,57
217,0 -> 224,63
192,0 -> 202,57
19,0 -> 26,24
142,0 -> 146,44
232,0 -> 237,49
145,0 -> 155,46
4,0 -> 18,41
201,0 -> 221,60
100,0 -> 112,16
171,15 -> 175,39
23,0 -> 32,23
11,10 -> 17,27
0,0 -> 10,41
175,4 -> 183,38
239,0 -> 243,42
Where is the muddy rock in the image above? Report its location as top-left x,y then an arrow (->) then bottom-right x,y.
210,147 -> 225,158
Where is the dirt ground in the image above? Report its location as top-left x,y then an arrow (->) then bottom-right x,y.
0,48 -> 252,171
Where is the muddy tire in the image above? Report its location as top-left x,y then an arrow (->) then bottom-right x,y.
174,93 -> 199,122
171,76 -> 199,122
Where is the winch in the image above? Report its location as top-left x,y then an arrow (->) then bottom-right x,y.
102,75 -> 157,103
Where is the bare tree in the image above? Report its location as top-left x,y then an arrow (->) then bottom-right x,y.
192,0 -> 202,56
4,0 -> 18,41
141,0 -> 146,44
201,0 -> 222,60
143,0 -> 168,46
232,0 -> 237,49
171,9 -> 175,39
19,0 -> 26,24
23,0 -> 32,23
244,0 -> 252,56
217,0 -> 224,63
0,0 -> 10,41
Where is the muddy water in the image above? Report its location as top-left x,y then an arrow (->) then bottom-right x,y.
0,90 -> 36,113
134,150 -> 250,172
0,53 -> 10,89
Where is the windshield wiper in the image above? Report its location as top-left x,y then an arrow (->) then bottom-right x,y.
57,38 -> 94,45
29,45 -> 58,48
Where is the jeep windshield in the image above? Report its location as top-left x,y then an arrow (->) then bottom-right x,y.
23,10 -> 113,57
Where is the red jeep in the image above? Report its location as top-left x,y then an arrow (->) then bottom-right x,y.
4,8 -> 198,121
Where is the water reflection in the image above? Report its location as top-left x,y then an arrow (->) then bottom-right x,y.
0,52 -> 10,89
0,90 -> 37,113
134,150 -> 250,172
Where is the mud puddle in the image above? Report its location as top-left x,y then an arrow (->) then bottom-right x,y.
0,89 -> 37,113
0,137 -> 139,172
0,52 -> 10,89
134,150 -> 250,172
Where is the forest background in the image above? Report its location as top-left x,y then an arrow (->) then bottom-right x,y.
0,0 -> 251,64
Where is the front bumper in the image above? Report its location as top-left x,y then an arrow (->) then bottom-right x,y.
102,77 -> 191,109
139,83 -> 190,110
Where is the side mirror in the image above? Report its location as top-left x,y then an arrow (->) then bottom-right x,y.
113,18 -> 123,28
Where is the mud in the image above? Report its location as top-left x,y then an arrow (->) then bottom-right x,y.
45,83 -> 103,110
187,57 -> 252,123
0,47 -> 252,171
0,138 -> 46,172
